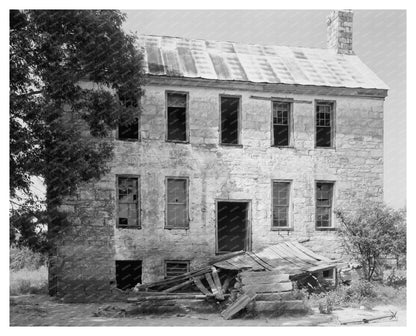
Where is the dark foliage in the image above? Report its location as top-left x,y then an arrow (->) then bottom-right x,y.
335,203 -> 406,281
10,10 -> 144,250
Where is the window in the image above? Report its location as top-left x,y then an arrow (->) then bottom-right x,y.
316,101 -> 334,147
118,92 -> 139,140
115,260 -> 142,290
316,182 -> 334,229
165,261 -> 190,279
166,92 -> 188,142
117,176 -> 139,228
166,178 -> 189,229
272,101 -> 291,146
220,96 -> 240,145
272,181 -> 291,228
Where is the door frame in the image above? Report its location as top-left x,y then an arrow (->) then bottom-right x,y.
215,199 -> 252,254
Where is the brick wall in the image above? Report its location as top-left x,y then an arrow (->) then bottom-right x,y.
56,81 -> 384,299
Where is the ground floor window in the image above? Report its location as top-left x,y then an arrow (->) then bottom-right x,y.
316,181 -> 334,229
164,261 -> 190,278
115,260 -> 142,290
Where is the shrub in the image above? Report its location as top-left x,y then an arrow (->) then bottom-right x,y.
10,246 -> 47,271
335,204 -> 406,281
306,280 -> 407,312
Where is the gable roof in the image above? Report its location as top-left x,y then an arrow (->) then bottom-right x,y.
138,35 -> 389,90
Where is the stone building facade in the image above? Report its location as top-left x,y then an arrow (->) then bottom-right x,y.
51,10 -> 388,299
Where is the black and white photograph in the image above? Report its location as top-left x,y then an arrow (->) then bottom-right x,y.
6,4 -> 409,328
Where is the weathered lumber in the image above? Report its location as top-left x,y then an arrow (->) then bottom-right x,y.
246,252 -> 274,271
205,273 -> 218,296
242,281 -> 293,293
127,294 -> 209,301
193,277 -> 212,296
221,291 -> 257,320
209,250 -> 245,265
163,277 -> 196,293
240,271 -> 290,284
211,267 -> 224,300
135,266 -> 211,290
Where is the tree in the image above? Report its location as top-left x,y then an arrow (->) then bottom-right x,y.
335,203 -> 406,281
10,10 -> 144,250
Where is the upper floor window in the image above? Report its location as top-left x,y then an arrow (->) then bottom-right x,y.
117,176 -> 140,228
272,101 -> 291,147
220,96 -> 240,145
166,92 -> 188,142
272,181 -> 291,229
316,101 -> 334,147
118,93 -> 139,141
166,177 -> 189,229
315,182 -> 334,229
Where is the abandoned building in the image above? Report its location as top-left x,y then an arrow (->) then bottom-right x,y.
51,10 -> 388,299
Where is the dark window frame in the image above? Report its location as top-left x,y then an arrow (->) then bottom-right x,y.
271,180 -> 293,231
165,177 -> 190,229
117,94 -> 140,141
315,100 -> 336,148
116,175 -> 141,229
315,181 -> 336,231
164,260 -> 190,279
165,91 -> 189,143
271,100 -> 293,147
219,94 -> 242,146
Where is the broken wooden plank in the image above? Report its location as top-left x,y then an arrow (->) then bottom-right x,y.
221,291 -> 257,320
205,273 -> 218,296
135,267 -> 211,290
242,281 -> 293,294
127,294 -> 209,301
163,277 -> 196,293
193,277 -> 212,296
209,250 -> 245,265
211,267 -> 224,300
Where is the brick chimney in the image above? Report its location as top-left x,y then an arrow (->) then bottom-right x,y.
326,10 -> 354,55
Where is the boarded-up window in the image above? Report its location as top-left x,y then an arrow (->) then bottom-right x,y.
115,260 -> 142,290
167,92 -> 187,141
272,181 -> 290,228
316,102 -> 334,147
117,176 -> 139,227
220,96 -> 240,145
316,182 -> 334,228
273,102 -> 290,146
165,261 -> 190,278
118,93 -> 139,140
166,178 -> 188,228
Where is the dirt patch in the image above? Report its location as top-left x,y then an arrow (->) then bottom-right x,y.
9,294 -> 405,326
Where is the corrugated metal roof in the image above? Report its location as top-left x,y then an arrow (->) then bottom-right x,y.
138,35 -> 389,90
214,241 -> 337,274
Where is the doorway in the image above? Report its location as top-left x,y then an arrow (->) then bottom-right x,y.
216,200 -> 251,253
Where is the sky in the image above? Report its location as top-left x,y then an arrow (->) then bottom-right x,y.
122,10 -> 406,209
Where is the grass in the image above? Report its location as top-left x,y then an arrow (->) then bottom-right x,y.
10,265 -> 48,296
304,281 -> 407,313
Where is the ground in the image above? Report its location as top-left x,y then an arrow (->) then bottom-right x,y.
9,294 -> 406,326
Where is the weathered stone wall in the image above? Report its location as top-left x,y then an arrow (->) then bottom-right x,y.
56,81 -> 384,299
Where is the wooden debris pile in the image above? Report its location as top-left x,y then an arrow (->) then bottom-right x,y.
127,242 -> 341,319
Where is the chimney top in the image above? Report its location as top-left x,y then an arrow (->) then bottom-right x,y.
327,10 -> 354,55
